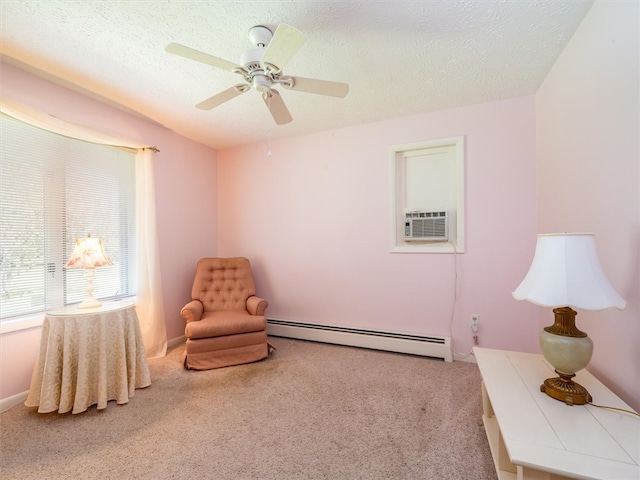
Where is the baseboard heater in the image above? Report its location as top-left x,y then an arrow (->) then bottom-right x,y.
267,319 -> 452,362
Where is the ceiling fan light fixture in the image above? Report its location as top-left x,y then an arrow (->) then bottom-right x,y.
252,74 -> 271,93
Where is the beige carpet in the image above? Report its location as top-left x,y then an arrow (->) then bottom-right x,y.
0,337 -> 497,479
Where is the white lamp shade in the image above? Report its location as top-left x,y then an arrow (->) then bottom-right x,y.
66,235 -> 113,269
512,233 -> 626,311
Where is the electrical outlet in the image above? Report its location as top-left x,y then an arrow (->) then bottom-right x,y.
470,314 -> 479,332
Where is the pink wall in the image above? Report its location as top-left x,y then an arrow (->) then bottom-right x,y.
2,4 -> 633,413
217,96 -> 540,357
0,62 -> 218,401
536,1 -> 639,410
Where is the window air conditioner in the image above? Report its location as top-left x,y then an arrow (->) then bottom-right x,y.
404,211 -> 448,241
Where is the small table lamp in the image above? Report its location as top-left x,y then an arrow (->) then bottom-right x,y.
512,233 -> 626,406
66,234 -> 113,309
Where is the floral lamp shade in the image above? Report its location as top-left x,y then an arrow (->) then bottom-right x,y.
67,234 -> 113,269
67,234 -> 113,308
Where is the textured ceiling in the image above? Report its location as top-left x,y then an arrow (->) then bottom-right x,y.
0,1 -> 593,150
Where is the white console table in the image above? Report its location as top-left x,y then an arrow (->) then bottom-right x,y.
473,347 -> 639,480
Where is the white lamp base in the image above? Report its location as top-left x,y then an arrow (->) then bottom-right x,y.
78,268 -> 102,309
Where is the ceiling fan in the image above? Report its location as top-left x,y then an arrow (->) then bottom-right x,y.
165,24 -> 349,125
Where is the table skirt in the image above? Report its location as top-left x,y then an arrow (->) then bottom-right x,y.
25,304 -> 151,414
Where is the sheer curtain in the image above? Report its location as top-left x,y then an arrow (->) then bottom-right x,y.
0,98 -> 167,358
135,148 -> 167,357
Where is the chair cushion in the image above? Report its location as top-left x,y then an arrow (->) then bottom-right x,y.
185,310 -> 266,340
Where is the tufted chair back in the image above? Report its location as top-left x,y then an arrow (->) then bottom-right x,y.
191,257 -> 257,312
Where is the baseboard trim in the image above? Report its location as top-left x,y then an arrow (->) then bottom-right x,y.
168,335 -> 186,349
454,352 -> 478,363
1,391 -> 28,413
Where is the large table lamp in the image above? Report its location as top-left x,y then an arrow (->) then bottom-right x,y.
66,234 -> 113,308
512,233 -> 626,406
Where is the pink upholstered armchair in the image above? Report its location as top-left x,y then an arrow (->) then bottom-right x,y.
181,257 -> 270,370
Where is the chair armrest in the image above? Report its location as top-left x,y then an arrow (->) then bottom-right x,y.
181,300 -> 204,323
247,296 -> 268,316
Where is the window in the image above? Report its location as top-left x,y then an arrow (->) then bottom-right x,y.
390,136 -> 464,253
0,113 -> 136,323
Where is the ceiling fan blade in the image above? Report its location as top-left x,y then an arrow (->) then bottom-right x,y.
285,77 -> 349,98
166,42 -> 240,72
261,24 -> 306,70
196,85 -> 249,110
263,89 -> 292,125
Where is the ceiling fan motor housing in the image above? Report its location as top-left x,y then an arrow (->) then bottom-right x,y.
240,47 -> 265,70
239,47 -> 271,92
241,27 -> 275,93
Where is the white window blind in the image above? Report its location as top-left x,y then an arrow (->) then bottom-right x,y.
0,113 -> 136,320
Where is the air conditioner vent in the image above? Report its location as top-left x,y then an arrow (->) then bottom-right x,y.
405,211 -> 448,242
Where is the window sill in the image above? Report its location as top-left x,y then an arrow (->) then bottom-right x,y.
0,313 -> 44,334
390,242 -> 463,254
